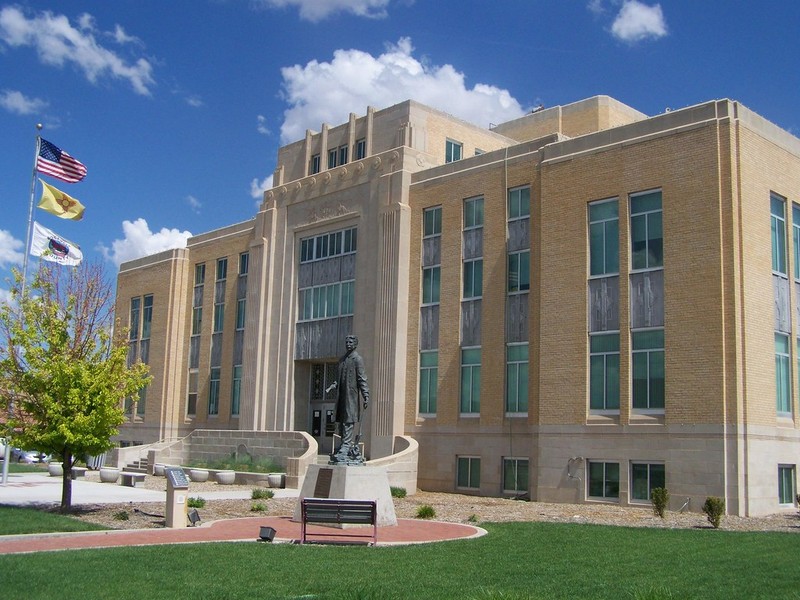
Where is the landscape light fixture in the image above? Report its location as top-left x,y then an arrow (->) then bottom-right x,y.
187,509 -> 201,526
258,526 -> 276,542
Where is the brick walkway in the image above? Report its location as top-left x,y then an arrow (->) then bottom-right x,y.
0,517 -> 485,554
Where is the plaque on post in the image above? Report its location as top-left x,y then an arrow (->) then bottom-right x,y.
165,467 -> 190,528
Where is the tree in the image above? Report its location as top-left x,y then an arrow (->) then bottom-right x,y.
0,261 -> 150,512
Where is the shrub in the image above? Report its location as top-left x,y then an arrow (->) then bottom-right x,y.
415,504 -> 436,519
467,514 -> 479,523
250,502 -> 267,512
390,486 -> 407,498
251,488 -> 274,500
651,487 -> 669,519
187,497 -> 206,508
113,510 -> 130,521
702,496 -> 725,528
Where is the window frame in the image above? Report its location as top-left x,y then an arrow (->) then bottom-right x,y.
231,364 -> 242,417
208,367 -> 221,416
462,258 -> 483,300
776,333 -> 792,417
631,328 -> 665,412
505,342 -> 529,415
423,206 -> 442,238
418,350 -> 438,415
589,332 -> 620,412
772,193 -> 788,276
503,457 -> 529,494
460,347 -> 481,415
508,250 -> 530,294
589,198 -> 620,277
463,196 -> 484,230
508,186 -> 531,221
587,460 -> 620,500
445,139 -> 463,163
456,456 -> 480,489
630,189 -> 663,272
778,464 -> 796,506
630,462 -> 665,502
355,138 -> 366,160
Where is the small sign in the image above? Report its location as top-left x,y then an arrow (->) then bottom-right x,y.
166,467 -> 189,489
313,467 -> 333,498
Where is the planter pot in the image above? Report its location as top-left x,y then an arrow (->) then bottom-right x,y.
189,468 -> 209,483
48,462 -> 63,477
99,467 -> 120,483
215,470 -> 236,485
267,473 -> 284,488
153,463 -> 166,477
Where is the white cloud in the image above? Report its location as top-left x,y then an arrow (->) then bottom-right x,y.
185,95 -> 204,108
250,174 -> 274,201
0,89 -> 47,115
0,229 -> 24,268
278,37 -> 526,143
611,1 -> 667,42
186,195 -> 202,214
0,287 -> 13,307
98,218 -> 192,267
256,0 -> 392,22
0,6 -> 155,95
257,114 -> 271,135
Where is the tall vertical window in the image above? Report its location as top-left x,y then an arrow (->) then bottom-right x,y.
328,148 -> 337,169
772,194 -> 788,275
589,199 -> 619,276
776,333 -> 792,415
216,258 -> 228,281
778,465 -> 796,505
213,303 -> 225,333
590,333 -> 620,410
632,329 -> 665,410
419,350 -> 438,414
422,267 -> 440,305
588,461 -> 619,499
355,138 -> 366,160
129,298 -> 141,342
339,145 -> 348,166
630,190 -> 663,270
793,204 -> 800,281
460,347 -> 481,414
463,260 -> 483,299
457,456 -> 480,489
631,463 -> 665,501
311,154 -> 320,174
192,306 -> 202,335
195,263 -> 206,285
508,251 -> 530,293
424,206 -> 442,238
503,458 -> 529,493
464,196 -> 484,229
141,295 -> 153,340
506,343 -> 528,413
208,367 -> 221,415
231,365 -> 242,417
239,252 -> 249,276
445,139 -> 462,163
236,298 -> 246,330
187,370 -> 198,416
508,186 -> 530,220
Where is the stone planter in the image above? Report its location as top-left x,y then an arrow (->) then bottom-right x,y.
189,468 -> 209,483
215,470 -> 236,485
47,462 -> 63,477
267,473 -> 284,488
99,467 -> 120,483
153,463 -> 166,477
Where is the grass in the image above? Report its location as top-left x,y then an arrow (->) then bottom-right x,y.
0,505 -> 109,535
1,512 -> 800,599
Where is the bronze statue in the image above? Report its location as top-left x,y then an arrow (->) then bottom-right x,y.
327,334 -> 369,465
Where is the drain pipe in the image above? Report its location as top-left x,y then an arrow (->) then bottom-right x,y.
567,456 -> 584,481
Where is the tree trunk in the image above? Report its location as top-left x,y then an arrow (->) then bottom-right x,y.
60,449 -> 73,513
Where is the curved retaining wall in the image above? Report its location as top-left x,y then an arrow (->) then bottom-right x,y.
367,435 -> 419,494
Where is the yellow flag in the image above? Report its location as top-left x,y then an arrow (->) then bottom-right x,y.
38,179 -> 85,221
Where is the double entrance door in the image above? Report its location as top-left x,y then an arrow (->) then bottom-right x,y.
309,363 -> 337,455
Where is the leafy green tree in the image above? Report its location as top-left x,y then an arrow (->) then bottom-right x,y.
0,261 -> 150,512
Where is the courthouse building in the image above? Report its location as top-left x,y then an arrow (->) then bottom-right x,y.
116,95 -> 800,516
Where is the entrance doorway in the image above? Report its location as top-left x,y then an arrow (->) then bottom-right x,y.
309,363 -> 337,455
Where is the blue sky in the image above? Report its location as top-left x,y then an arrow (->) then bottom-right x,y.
1,0 -> 798,300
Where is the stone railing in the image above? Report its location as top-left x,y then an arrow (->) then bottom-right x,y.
367,435 -> 419,494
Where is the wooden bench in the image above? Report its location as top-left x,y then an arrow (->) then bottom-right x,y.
120,472 -> 146,487
300,498 -> 377,545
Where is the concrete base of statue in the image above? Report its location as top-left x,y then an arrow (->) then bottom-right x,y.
293,463 -> 397,527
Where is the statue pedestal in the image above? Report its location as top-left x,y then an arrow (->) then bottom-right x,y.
293,464 -> 397,526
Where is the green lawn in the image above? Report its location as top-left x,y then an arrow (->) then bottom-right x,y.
0,505 -> 109,535
0,518 -> 799,599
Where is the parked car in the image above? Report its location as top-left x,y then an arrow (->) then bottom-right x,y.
0,437 -> 6,460
11,448 -> 50,464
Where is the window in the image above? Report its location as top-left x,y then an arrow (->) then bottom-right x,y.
445,139 -> 462,163
328,145 -> 348,168
772,194 -> 787,275
328,148 -> 337,169
793,204 -> 800,280
355,138 -> 366,160
208,367 -> 221,415
422,266 -> 441,305
419,350 -> 438,414
311,154 -> 320,174
424,206 -> 442,238
506,343 -> 528,413
632,329 -> 665,410
129,297 -> 141,341
141,295 -> 153,340
239,252 -> 249,276
299,227 -> 358,264
298,281 -> 356,322
590,333 -> 620,410
778,465 -> 796,505
464,196 -> 484,229
589,199 -> 619,276
503,458 -> 529,493
231,365 -> 242,417
213,303 -> 225,333
508,186 -> 530,220
631,463 -> 665,501
191,307 -> 202,336
630,190 -> 663,270
588,461 -> 619,499
236,298 -> 246,330
508,250 -> 530,293
195,263 -> 206,285
136,386 -> 147,417
463,259 -> 483,299
187,370 -> 198,416
776,333 -> 792,415
457,456 -> 480,489
216,258 -> 228,281
339,145 -> 348,166
460,347 -> 481,414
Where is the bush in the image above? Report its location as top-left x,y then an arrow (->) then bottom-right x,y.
702,496 -> 725,528
250,502 -> 267,512
467,514 -> 479,523
415,504 -> 436,519
113,510 -> 129,521
390,486 -> 407,498
651,487 -> 669,519
187,497 -> 206,508
251,488 -> 274,500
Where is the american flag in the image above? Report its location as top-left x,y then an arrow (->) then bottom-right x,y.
36,138 -> 88,183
